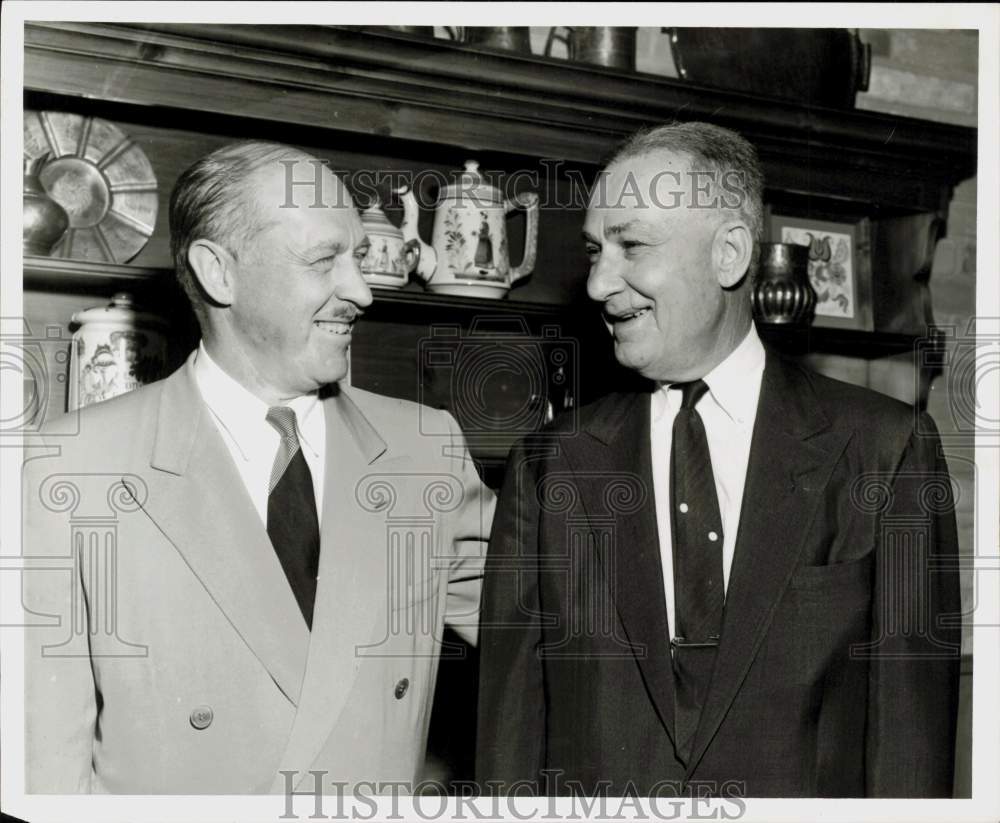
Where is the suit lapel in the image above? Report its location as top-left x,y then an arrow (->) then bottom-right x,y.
685,353 -> 853,775
572,392 -> 677,745
137,355 -> 309,705
273,386 -> 389,789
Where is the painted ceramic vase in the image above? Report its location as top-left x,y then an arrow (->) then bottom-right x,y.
69,293 -> 168,410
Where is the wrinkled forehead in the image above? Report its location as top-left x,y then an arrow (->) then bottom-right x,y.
233,158 -> 362,254
250,155 -> 354,213
591,150 -> 695,210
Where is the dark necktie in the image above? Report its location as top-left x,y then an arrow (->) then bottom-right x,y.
669,379 -> 724,763
266,406 -> 320,629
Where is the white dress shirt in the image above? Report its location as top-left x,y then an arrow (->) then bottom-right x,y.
193,342 -> 326,527
650,324 -> 766,639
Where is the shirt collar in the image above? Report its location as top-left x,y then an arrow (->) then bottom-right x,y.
286,393 -> 323,460
653,323 -> 766,426
193,342 -> 323,460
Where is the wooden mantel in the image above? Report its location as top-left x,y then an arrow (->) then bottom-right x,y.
24,22 -> 977,214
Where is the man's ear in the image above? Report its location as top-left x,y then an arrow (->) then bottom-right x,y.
187,239 -> 235,306
713,220 -> 754,289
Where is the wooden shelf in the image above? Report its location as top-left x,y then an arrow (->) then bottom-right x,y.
23,255 -> 170,293
365,287 -> 574,319
757,323 -> 929,359
22,256 -> 565,312
24,255 -> 927,359
24,22 -> 977,214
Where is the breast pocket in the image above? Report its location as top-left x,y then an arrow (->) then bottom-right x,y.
789,552 -> 874,598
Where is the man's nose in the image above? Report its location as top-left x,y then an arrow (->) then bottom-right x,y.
338,257 -> 374,309
586,251 -> 623,304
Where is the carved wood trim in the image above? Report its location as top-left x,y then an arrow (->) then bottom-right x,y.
24,22 -> 976,212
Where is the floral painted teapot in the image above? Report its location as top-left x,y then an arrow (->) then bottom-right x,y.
357,199 -> 420,289
397,160 -> 539,299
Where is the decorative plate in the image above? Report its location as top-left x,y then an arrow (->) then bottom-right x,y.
24,111 -> 158,263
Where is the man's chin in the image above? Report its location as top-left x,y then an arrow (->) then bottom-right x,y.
613,342 -> 651,373
316,360 -> 350,387
614,346 -> 674,384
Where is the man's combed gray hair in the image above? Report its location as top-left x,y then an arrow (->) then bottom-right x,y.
608,121 -> 765,247
168,140 -> 312,320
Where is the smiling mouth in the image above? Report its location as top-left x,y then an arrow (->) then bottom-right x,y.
607,308 -> 651,324
313,319 -> 355,335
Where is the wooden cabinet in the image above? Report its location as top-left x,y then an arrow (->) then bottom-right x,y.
22,23 -> 977,474
19,23 -> 978,788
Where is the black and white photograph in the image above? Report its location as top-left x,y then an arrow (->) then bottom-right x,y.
1,3 -> 997,822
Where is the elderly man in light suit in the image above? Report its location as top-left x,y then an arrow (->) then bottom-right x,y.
23,141 -> 494,794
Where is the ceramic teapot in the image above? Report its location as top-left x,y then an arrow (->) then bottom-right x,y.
357,199 -> 420,289
397,160 -> 539,299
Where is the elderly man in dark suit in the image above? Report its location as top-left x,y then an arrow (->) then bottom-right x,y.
476,121 -> 960,798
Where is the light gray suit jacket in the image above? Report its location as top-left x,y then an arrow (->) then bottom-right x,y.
23,352 -> 494,793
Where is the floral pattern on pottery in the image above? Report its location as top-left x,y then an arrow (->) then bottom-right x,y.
359,200 -> 420,289
397,160 -> 539,299
437,207 -> 507,282
69,293 -> 167,411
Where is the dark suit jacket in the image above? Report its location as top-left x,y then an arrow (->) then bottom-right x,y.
476,352 -> 960,798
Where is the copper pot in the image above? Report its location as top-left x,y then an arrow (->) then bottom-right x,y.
545,27 -> 637,70
451,27 -> 532,53
752,243 -> 817,325
384,26 -> 434,36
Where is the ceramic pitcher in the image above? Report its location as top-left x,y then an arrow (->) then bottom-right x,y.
397,160 -> 539,299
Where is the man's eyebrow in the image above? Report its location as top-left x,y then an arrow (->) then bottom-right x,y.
300,242 -> 344,259
582,220 -> 641,243
605,220 -> 640,236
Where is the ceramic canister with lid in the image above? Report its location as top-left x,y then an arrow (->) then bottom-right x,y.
68,292 -> 168,411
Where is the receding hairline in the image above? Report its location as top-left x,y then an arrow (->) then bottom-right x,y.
215,145 -> 332,253
608,144 -> 697,170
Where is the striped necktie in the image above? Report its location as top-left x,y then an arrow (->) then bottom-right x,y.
266,406 -> 320,629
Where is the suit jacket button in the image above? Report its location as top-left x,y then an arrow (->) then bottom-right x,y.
190,705 -> 213,730
394,678 -> 409,699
